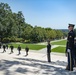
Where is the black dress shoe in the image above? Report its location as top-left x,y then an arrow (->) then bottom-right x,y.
70,69 -> 73,71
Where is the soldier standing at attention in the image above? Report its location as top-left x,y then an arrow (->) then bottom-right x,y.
17,45 -> 21,55
65,24 -> 75,71
47,40 -> 51,62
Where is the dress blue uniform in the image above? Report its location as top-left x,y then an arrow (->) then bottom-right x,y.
66,24 -> 75,71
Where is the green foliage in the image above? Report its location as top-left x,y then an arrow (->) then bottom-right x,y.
52,47 -> 66,53
9,37 -> 24,42
30,26 -> 45,42
55,30 -> 63,39
0,2 -> 64,43
0,3 -> 26,41
46,29 -> 57,40
2,37 -> 24,43
24,40 -> 31,43
2,38 -> 10,43
22,25 -> 33,40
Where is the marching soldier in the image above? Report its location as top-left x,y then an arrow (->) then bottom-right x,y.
25,46 -> 29,56
3,44 -> 6,53
10,45 -> 14,54
65,24 -> 75,71
47,40 -> 51,62
17,45 -> 21,55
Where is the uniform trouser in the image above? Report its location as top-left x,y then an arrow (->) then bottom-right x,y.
18,50 -> 21,54
67,51 -> 73,70
11,49 -> 13,53
3,49 -> 6,52
74,58 -> 76,66
26,51 -> 28,55
73,53 -> 76,66
47,53 -> 51,62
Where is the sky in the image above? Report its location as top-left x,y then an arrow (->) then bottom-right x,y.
0,0 -> 76,29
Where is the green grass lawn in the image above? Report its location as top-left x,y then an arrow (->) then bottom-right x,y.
8,43 -> 46,50
51,40 -> 67,45
52,46 -> 66,53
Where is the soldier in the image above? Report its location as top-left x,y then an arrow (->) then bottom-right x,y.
47,40 -> 51,62
3,44 -> 6,53
17,45 -> 21,55
74,39 -> 76,67
25,46 -> 29,56
65,24 -> 75,71
10,45 -> 14,54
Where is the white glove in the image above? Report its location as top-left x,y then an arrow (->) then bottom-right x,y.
67,49 -> 70,53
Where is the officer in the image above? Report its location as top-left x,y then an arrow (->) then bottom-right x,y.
47,40 -> 51,62
17,45 -> 21,55
10,45 -> 14,54
74,39 -> 76,67
65,24 -> 75,71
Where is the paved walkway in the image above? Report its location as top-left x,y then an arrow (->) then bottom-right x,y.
0,48 -> 76,75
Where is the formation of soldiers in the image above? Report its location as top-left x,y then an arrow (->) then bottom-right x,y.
0,43 -> 29,56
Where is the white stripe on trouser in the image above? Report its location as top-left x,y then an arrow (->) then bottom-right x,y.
69,51 -> 72,70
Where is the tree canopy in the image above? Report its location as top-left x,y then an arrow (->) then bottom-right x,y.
0,2 -> 64,43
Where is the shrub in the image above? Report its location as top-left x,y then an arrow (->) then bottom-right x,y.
15,38 -> 24,42
2,37 -> 24,42
2,38 -> 10,43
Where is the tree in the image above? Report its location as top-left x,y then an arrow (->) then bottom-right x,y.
55,30 -> 63,39
0,3 -> 12,41
0,3 -> 26,42
16,11 -> 25,38
22,25 -> 33,40
30,26 -> 44,42
0,2 -> 64,43
45,29 -> 56,40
